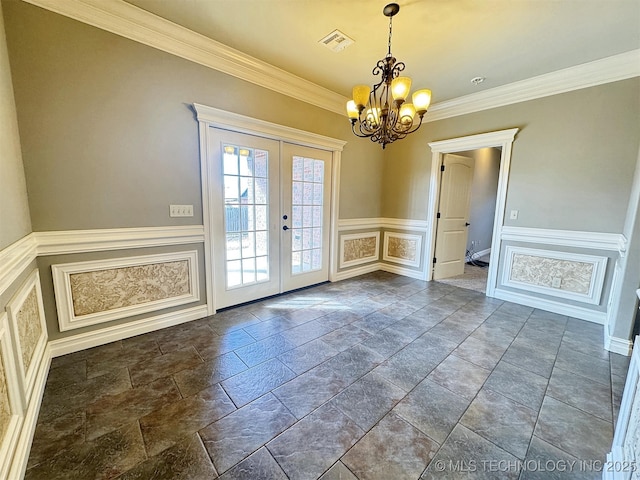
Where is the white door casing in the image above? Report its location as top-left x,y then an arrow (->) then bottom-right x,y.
433,154 -> 475,280
427,128 -> 519,296
194,104 -> 345,314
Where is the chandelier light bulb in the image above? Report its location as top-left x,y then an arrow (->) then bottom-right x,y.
391,76 -> 412,102
412,89 -> 432,114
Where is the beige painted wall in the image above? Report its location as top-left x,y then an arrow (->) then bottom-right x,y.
382,78 -> 640,234
2,0 -> 383,231
0,1 -> 31,250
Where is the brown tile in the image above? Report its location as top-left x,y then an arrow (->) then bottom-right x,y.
45,360 -> 87,391
195,329 -> 256,361
200,393 -> 296,473
28,411 -> 85,469
343,412 -> 439,480
221,358 -> 296,407
86,343 -> 162,379
86,377 -> 182,441
155,322 -> 218,354
140,383 -> 236,456
25,422 -> 146,480
218,447 -> 287,480
38,368 -> 132,422
118,433 -> 218,480
173,351 -> 248,397
129,346 -> 203,387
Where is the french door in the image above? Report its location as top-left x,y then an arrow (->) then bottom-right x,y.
210,129 -> 332,308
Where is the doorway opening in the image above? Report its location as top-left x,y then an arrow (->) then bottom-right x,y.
426,128 -> 519,297
433,148 -> 502,294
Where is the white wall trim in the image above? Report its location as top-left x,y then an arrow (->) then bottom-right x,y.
604,334 -> 634,357
333,263 -> 381,282
0,313 -> 24,480
338,217 -> 429,232
501,226 -> 626,254
339,232 -> 380,269
5,270 -> 48,405
493,288 -> 606,325
22,1 -> 640,121
7,345 -> 50,480
48,305 -> 208,357
605,335 -> 638,479
427,128 -> 519,297
501,245 -> 608,306
22,0 -> 347,116
0,234 -> 37,297
382,231 -> 422,268
380,263 -> 426,281
36,225 -> 205,255
425,50 -> 640,122
52,251 -> 200,332
193,104 -> 347,151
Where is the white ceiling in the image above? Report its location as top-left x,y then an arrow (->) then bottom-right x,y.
123,0 -> 640,103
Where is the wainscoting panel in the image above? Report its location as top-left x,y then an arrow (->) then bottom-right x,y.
383,232 -> 422,268
0,312 -> 24,480
53,251 -> 200,331
502,246 -> 608,305
339,232 -> 380,268
5,270 -> 47,406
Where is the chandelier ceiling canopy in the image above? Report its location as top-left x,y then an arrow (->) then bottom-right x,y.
346,3 -> 432,149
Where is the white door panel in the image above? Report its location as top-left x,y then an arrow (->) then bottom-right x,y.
433,154 -> 474,280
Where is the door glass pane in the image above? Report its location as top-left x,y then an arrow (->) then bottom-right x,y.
291,156 -> 324,275
223,144 -> 270,289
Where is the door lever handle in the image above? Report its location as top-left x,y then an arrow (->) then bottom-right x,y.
283,225 -> 289,231
465,222 -> 470,226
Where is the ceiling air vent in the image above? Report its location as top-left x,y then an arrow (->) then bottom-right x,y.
318,29 -> 354,52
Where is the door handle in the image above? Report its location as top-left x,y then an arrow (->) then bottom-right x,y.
283,225 -> 289,231
465,222 -> 470,226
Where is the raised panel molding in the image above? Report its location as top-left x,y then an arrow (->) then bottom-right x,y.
52,251 -> 200,331
22,1 -> 640,120
5,270 -> 48,405
502,246 -> 608,305
383,232 -> 423,268
339,232 -> 380,269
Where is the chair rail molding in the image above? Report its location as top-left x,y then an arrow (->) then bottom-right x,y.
501,226 -> 627,254
0,234 -> 37,298
22,1 -> 640,120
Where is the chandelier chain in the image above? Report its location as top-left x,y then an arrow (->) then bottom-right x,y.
387,16 -> 393,57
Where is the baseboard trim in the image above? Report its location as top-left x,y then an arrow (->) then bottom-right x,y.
49,305 -> 209,357
380,263 -> 427,281
493,288 -> 606,325
605,334 -> 634,356
333,263 -> 381,282
8,345 -> 51,480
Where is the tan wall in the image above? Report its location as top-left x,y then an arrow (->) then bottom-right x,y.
0,1 -> 31,250
2,0 -> 383,231
381,78 -> 640,234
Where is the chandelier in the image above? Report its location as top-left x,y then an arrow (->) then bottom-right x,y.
346,3 -> 432,149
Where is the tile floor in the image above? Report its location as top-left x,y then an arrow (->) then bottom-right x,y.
26,272 -> 630,479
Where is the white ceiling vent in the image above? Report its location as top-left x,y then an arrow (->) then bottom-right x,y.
318,29 -> 354,52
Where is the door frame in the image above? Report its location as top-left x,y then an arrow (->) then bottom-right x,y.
426,128 -> 519,297
193,104 -> 346,314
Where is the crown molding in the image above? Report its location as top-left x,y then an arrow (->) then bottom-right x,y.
21,0 -> 347,115
424,50 -> 640,122
21,1 -> 640,121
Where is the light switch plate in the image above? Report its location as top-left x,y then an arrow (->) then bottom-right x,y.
170,205 -> 193,217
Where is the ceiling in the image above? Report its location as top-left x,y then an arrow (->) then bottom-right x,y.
123,0 -> 639,104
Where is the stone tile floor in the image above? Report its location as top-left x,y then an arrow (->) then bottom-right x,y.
26,272 -> 630,479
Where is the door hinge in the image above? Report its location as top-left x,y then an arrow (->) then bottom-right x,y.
433,257 -> 437,264
436,212 -> 441,219
440,164 -> 445,172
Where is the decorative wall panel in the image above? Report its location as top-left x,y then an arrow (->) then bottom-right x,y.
502,246 -> 607,305
339,232 -> 380,268
53,251 -> 200,331
6,270 -> 47,404
383,232 -> 422,268
0,313 -> 23,480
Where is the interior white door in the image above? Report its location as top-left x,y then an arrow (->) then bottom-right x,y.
210,130 -> 333,308
211,129 -> 281,308
433,154 -> 475,280
281,143 -> 332,292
